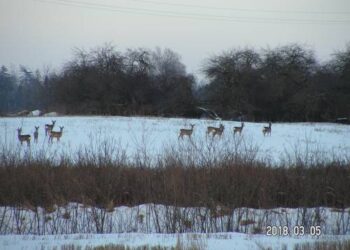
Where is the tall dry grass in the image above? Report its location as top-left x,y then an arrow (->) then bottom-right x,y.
0,137 -> 349,209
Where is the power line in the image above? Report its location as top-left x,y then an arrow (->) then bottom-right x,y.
34,0 -> 350,24
129,0 -> 350,15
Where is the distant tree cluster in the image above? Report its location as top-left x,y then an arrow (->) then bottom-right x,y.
49,46 -> 196,116
200,44 -> 350,121
1,43 -> 350,121
0,65 -> 47,114
0,46 -> 196,117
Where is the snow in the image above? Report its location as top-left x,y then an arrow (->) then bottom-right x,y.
0,232 -> 349,250
1,115 -> 350,249
42,112 -> 59,117
1,204 -> 349,249
0,204 -> 349,235
27,110 -> 41,117
0,116 -> 349,165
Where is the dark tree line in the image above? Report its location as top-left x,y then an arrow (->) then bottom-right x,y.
1,44 -> 350,121
0,66 -> 47,113
0,46 -> 196,117
52,47 -> 196,116
200,44 -> 350,121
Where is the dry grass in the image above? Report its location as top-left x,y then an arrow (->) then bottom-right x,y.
293,240 -> 350,250
0,152 -> 349,209
61,245 -> 176,250
59,239 -> 206,250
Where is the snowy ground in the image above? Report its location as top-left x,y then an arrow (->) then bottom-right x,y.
1,204 -> 349,235
1,116 -> 350,249
1,232 -> 349,250
0,116 -> 349,165
1,204 -> 350,249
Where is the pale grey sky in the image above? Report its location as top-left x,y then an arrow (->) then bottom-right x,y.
1,0 -> 350,76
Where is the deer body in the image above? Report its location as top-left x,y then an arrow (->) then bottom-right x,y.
17,128 -> 31,146
34,126 -> 39,143
45,120 -> 56,136
49,126 -> 64,142
262,122 -> 272,136
179,124 -> 195,139
233,122 -> 244,135
207,124 -> 224,137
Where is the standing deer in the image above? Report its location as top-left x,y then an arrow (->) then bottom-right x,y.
33,126 -> 39,143
207,124 -> 224,138
262,122 -> 272,136
233,122 -> 244,135
49,126 -> 64,143
45,120 -> 56,136
17,128 -> 31,146
178,124 -> 195,139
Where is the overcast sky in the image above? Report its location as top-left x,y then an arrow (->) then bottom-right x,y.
1,0 -> 350,77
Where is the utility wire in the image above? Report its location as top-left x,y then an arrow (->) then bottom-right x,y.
35,0 -> 350,24
129,0 -> 350,15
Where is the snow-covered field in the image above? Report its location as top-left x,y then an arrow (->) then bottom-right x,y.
1,116 -> 350,249
1,204 -> 349,235
0,116 -> 349,165
1,203 -> 350,249
1,232 -> 349,250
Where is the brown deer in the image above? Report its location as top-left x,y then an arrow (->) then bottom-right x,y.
262,122 -> 272,136
207,124 -> 224,138
33,126 -> 39,143
178,124 -> 195,139
49,126 -> 64,143
17,128 -> 31,146
45,120 -> 56,136
233,122 -> 244,135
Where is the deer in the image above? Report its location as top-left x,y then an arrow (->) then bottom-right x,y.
45,120 -> 56,136
262,122 -> 272,136
17,128 -> 31,146
33,126 -> 39,143
207,124 -> 224,138
233,122 -> 244,135
178,124 -> 195,139
49,126 -> 64,143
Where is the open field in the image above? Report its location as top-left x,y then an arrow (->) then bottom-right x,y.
1,116 -> 350,165
1,232 -> 350,250
0,204 -> 349,235
1,116 -> 350,249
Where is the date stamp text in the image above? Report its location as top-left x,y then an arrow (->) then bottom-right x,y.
266,226 -> 322,236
